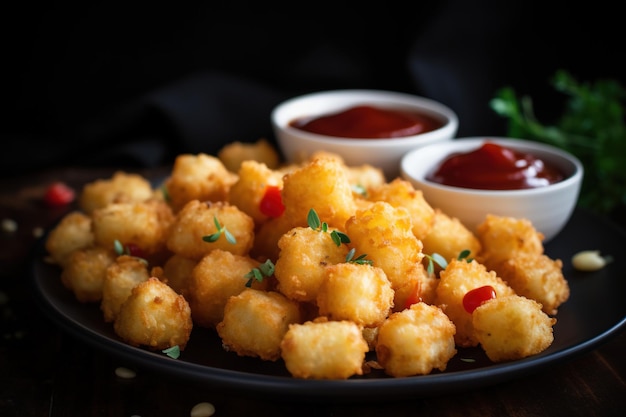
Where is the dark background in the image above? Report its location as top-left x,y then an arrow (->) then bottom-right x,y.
4,1 -> 624,178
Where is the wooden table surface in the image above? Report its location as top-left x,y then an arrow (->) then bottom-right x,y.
1,166 -> 625,417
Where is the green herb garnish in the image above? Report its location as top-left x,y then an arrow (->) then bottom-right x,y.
203,215 -> 237,244
490,69 -> 626,215
160,184 -> 171,203
457,249 -> 474,263
113,239 -> 125,256
351,184 -> 368,197
244,259 -> 275,287
162,345 -> 180,359
307,208 -> 350,246
345,247 -> 373,265
423,250 -> 473,276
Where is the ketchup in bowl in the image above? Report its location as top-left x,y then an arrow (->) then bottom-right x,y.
426,142 -> 565,190
289,105 -> 444,139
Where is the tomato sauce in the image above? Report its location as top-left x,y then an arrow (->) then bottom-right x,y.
289,105 -> 443,139
426,142 -> 565,190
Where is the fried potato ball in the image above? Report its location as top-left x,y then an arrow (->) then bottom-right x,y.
280,318 -> 369,379
217,138 -> 280,172
164,153 -> 238,212
101,255 -> 150,322
344,201 -> 423,292
473,295 -> 556,362
307,151 -> 386,192
346,165 -> 386,193
476,214 -> 544,265
45,211 -> 94,267
274,226 -> 350,303
79,171 -> 154,215
216,288 -> 302,361
60,246 -> 117,303
227,160 -> 284,224
435,258 -> 515,347
489,253 -> 569,315
421,209 -> 482,265
187,249 -> 269,328
114,277 -> 193,350
376,302 -> 457,377
157,253 -> 198,296
166,200 -> 254,260
250,214 -> 294,262
367,178 -> 435,240
317,263 -> 394,327
91,199 -> 175,260
281,156 -> 356,230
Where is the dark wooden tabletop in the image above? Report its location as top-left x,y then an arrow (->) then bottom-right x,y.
2,166 -> 625,417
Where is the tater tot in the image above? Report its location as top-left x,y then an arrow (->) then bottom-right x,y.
376,302 -> 457,377
274,226 -> 350,303
166,200 -> 254,260
216,288 -> 302,361
100,255 -> 150,322
250,214 -> 294,262
227,160 -> 284,224
346,165 -> 386,194
187,249 -> 269,328
476,214 -> 544,265
164,153 -> 238,212
91,199 -> 175,260
79,171 -> 154,215
435,258 -> 515,347
473,295 -> 556,362
490,253 -> 569,315
280,318 -> 369,379
367,178 -> 435,240
45,211 -> 94,267
217,138 -> 281,172
158,253 -> 198,296
317,263 -> 394,327
281,157 -> 356,230
344,201 -> 423,292
114,277 -> 193,350
421,209 -> 482,265
60,246 -> 117,303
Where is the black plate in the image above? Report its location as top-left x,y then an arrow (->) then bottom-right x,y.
31,208 -> 626,402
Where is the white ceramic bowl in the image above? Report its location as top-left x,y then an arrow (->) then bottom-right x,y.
271,89 -> 458,179
400,137 -> 584,242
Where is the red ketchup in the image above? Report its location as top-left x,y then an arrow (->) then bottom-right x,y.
289,105 -> 443,139
426,141 -> 565,190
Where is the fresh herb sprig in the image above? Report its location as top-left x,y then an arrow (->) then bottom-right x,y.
244,259 -> 275,287
307,208 -> 372,265
203,215 -> 237,244
345,248 -> 373,265
162,345 -> 180,359
490,70 -> 626,215
307,208 -> 350,246
423,249 -> 473,275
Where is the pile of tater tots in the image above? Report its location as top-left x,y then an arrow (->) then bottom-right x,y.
44,139 -> 569,379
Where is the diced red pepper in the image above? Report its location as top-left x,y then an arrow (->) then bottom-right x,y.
462,285 -> 496,313
44,182 -> 76,207
259,185 -> 285,218
404,282 -> 422,309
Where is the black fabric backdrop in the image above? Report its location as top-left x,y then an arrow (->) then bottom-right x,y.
4,1 -> 624,178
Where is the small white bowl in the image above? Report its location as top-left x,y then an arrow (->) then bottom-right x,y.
400,137 -> 584,242
271,89 -> 458,179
